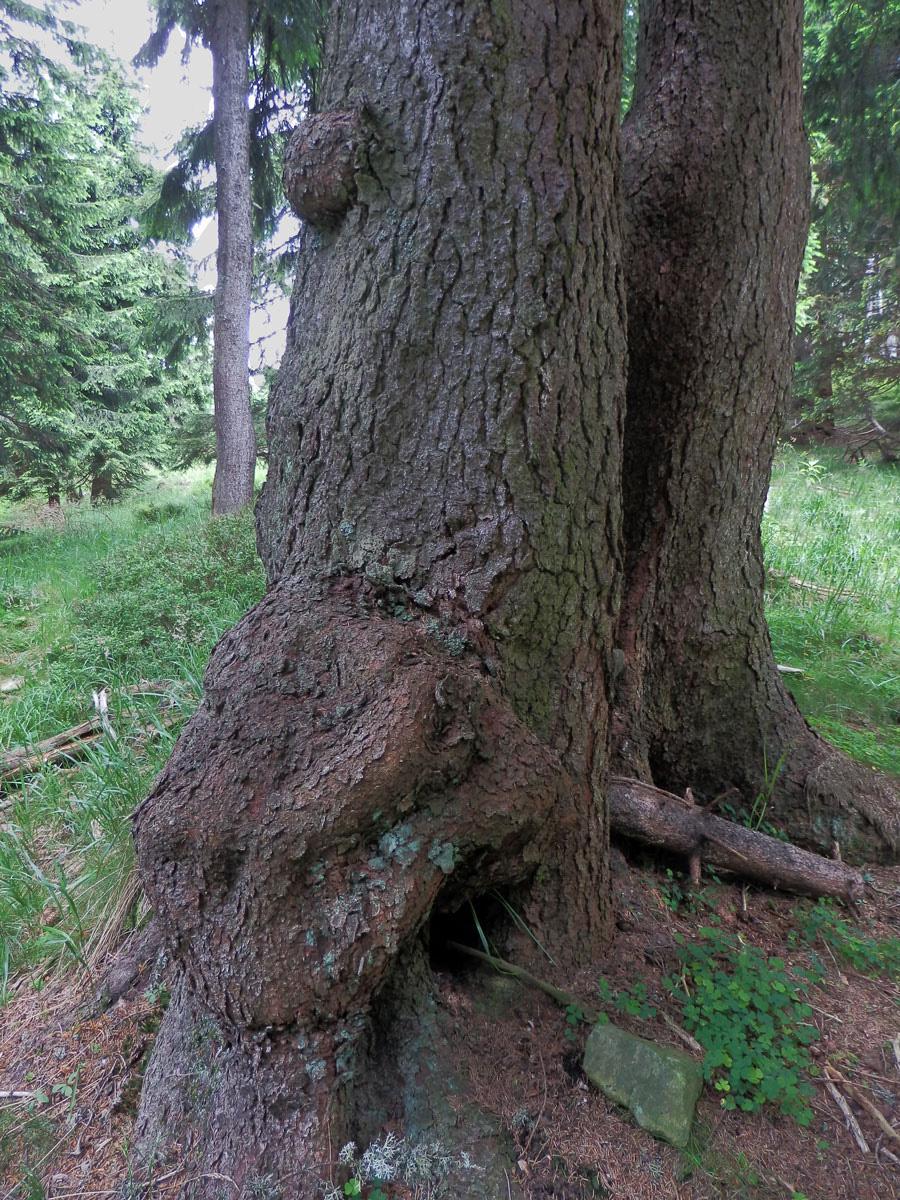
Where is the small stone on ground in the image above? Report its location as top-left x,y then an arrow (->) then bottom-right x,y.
583,1020 -> 703,1147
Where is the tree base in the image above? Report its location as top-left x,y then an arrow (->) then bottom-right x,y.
134,943 -> 524,1199
132,576 -> 603,1194
613,668 -> 900,865
780,732 -> 900,863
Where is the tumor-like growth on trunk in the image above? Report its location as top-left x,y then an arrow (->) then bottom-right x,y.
133,576 -> 573,1191
283,110 -> 365,226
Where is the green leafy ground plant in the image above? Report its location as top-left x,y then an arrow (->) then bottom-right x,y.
789,898 -> 900,980
665,929 -> 820,1125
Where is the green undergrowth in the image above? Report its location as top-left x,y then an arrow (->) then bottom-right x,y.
788,897 -> 900,980
585,924 -> 823,1128
763,445 -> 900,777
607,883 -> 900,1131
1,472 -> 264,745
665,928 -> 820,1125
0,473 -> 265,989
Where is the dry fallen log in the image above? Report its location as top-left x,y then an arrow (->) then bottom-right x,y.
1,719 -> 101,782
1,684 -> 183,787
609,775 -> 864,902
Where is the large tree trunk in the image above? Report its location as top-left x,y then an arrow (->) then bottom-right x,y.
210,0 -> 257,515
616,0 -> 900,861
134,0 -> 625,1193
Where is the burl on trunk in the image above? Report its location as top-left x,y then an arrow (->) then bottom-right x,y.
133,0 -> 625,1193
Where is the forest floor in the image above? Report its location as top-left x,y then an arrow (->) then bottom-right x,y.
1,851 -> 899,1200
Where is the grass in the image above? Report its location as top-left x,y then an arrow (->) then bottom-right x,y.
763,444 -> 900,776
0,470 -> 265,987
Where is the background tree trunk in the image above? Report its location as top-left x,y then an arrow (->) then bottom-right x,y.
134,0 -> 625,1192
90,471 -> 114,504
616,0 -> 900,860
210,0 -> 257,515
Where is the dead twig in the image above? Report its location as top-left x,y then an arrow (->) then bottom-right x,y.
445,941 -> 600,1022
520,1042 -> 548,1160
891,1034 -> 900,1077
660,1011 -> 703,1055
826,1064 -> 900,1149
824,1077 -> 869,1152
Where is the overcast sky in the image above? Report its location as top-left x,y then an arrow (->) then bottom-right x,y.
62,0 -> 213,164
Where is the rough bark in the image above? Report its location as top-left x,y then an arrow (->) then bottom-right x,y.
134,0 -> 625,1193
616,0 -> 900,862
210,0 -> 257,515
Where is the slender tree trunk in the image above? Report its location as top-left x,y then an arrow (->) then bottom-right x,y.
134,0 -> 625,1192
210,0 -> 256,515
616,0 -> 900,860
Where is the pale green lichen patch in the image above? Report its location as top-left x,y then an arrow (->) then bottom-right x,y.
428,841 -> 458,874
379,823 -> 422,866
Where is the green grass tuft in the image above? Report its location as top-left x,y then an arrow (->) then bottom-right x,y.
764,445 -> 900,776
0,472 -> 264,987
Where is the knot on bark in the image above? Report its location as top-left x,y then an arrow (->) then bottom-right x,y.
283,110 -> 364,226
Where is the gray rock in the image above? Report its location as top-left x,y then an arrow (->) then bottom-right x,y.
583,1021 -> 703,1147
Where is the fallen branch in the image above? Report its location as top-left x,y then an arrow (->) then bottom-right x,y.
825,1064 -> 900,1149
1,683 -> 184,788
824,1077 -> 870,1152
766,569 -> 859,603
1,719 -> 101,782
446,942 -> 705,1064
445,940 -> 601,1022
609,776 -> 864,902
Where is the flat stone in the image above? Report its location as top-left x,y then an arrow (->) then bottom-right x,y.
583,1021 -> 703,1147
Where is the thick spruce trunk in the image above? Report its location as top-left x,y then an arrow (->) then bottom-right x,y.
210,0 -> 257,515
616,0 -> 900,860
133,0 -> 624,1193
